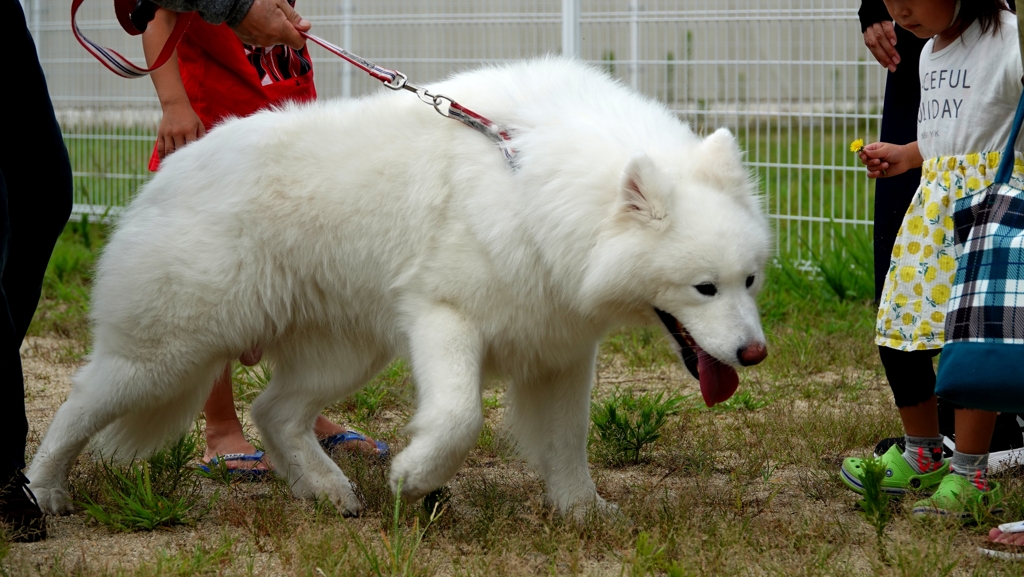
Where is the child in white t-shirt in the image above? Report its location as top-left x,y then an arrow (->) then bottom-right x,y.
841,0 -> 1023,519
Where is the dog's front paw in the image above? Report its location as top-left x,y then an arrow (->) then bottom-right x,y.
29,485 -> 74,516
333,483 -> 363,518
388,457 -> 438,502
558,494 -> 625,525
291,473 -> 363,517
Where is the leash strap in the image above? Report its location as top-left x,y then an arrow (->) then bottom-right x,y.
72,0 -> 193,78
993,7 -> 1024,185
302,32 -> 517,167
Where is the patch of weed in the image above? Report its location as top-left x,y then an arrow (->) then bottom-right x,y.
76,431 -> 214,532
709,390 -> 770,412
591,389 -> 688,465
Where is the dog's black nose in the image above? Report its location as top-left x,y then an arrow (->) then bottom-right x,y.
737,342 -> 768,366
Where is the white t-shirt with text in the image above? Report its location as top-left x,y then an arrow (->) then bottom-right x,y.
917,10 -> 1024,160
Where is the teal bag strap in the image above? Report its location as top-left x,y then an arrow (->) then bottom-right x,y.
994,8 -> 1024,185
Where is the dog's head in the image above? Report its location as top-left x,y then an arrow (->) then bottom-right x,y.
582,128 -> 771,407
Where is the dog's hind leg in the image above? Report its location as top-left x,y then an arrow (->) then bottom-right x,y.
251,338 -> 388,517
389,305 -> 484,502
505,349 -> 608,517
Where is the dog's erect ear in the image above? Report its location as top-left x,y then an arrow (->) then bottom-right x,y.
619,153 -> 671,228
693,128 -> 751,194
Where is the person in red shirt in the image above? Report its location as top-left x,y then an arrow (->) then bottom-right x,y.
142,9 -> 386,474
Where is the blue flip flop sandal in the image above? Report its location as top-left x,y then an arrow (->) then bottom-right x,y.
319,430 -> 390,460
197,450 -> 269,478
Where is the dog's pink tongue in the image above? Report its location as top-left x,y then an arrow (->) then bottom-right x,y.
698,354 -> 739,408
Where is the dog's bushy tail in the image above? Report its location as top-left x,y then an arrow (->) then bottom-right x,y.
86,356 -> 224,461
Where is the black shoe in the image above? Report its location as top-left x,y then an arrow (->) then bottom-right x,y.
0,472 -> 47,543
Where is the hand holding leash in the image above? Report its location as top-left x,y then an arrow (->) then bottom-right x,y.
231,0 -> 309,50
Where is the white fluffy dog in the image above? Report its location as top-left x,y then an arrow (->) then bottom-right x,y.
28,58 -> 770,517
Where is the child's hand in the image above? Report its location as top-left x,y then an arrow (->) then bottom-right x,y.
157,103 -> 205,160
859,142 -> 909,179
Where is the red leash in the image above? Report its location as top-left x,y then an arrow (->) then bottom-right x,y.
71,4 -> 517,166
301,32 -> 516,166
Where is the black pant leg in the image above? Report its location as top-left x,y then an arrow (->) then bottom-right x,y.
0,0 -> 74,474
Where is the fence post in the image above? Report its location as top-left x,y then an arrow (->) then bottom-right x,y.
341,0 -> 353,98
562,0 -> 580,58
630,0 -> 639,89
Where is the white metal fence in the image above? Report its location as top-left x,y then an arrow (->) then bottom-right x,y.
27,0 -> 887,253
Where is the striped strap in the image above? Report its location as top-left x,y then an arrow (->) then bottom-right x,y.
71,0 -> 193,78
995,7 -> 1024,185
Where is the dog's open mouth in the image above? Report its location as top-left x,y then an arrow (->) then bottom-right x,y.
654,308 -> 739,408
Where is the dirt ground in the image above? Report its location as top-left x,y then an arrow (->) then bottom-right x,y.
5,336 -> 1023,576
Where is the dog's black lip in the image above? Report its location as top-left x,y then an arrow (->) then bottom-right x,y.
653,307 -> 699,380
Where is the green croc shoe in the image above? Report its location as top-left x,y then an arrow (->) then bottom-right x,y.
912,473 -> 1004,519
841,443 -> 949,495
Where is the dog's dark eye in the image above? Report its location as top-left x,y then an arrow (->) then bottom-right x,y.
746,275 -> 755,288
695,283 -> 717,296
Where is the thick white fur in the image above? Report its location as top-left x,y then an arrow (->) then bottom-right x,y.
28,58 -> 770,517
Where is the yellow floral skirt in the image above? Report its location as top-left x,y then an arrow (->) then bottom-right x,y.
876,151 -> 1024,351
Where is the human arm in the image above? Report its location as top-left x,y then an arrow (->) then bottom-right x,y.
148,0 -> 309,49
142,8 -> 204,159
858,141 -> 923,179
858,1 -> 899,72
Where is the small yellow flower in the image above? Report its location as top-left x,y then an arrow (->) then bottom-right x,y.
913,283 -> 923,296
913,300 -> 923,313
850,139 -> 865,153
988,151 -> 1001,169
923,245 -> 934,258
931,311 -> 945,323
925,202 -> 940,220
908,241 -> 921,255
966,152 -> 981,167
895,293 -> 909,306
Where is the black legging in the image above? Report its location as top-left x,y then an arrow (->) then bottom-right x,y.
0,0 -> 74,476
